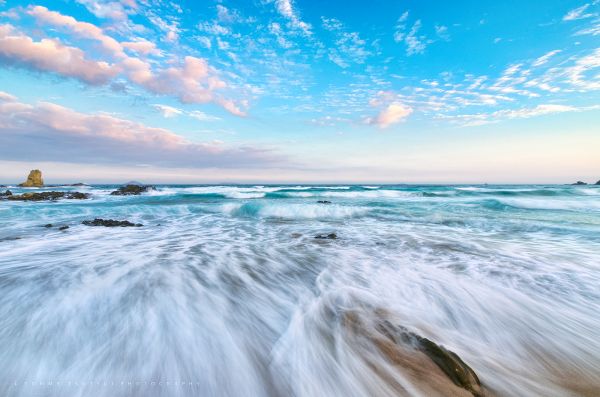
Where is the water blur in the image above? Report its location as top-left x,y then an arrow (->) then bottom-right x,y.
1,184 -> 599,396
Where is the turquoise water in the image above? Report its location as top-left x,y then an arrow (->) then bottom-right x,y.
1,184 -> 599,396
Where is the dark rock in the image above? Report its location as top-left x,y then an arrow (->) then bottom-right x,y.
44,224 -> 53,228
0,189 -> 12,197
571,181 -> 587,185
69,183 -> 88,186
0,236 -> 22,242
7,191 -> 90,201
110,184 -> 154,196
315,233 -> 337,239
58,225 -> 69,231
317,200 -> 332,204
82,218 -> 143,227
596,180 -> 600,185
19,169 -> 44,187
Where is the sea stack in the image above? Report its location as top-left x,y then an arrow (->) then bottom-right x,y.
19,170 -> 44,187
596,180 -> 600,185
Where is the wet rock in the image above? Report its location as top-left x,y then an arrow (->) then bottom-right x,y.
596,180 -> 600,185
342,309 -> 485,397
0,189 -> 12,197
291,232 -> 302,238
0,236 -> 22,242
317,200 -> 332,204
19,169 -> 44,187
315,233 -> 337,239
43,224 -> 53,228
58,225 -> 69,231
82,218 -> 143,227
7,191 -> 90,201
571,181 -> 587,185
69,183 -> 88,186
110,184 -> 154,196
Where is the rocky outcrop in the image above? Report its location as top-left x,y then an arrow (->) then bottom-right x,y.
7,192 -> 90,201
571,181 -> 587,185
315,233 -> 337,239
0,190 -> 12,197
19,170 -> 44,187
596,180 -> 600,185
82,218 -> 142,227
110,184 -> 154,196
342,308 -> 487,397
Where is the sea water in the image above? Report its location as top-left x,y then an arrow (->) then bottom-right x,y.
0,184 -> 599,396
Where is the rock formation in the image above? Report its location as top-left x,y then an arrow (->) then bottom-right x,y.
315,233 -> 337,239
0,190 -> 12,197
596,180 -> 600,185
110,184 -> 155,196
19,170 -> 44,187
571,181 -> 587,185
7,192 -> 90,201
82,218 -> 143,227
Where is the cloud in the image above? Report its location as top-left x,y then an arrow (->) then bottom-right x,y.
321,17 -> 370,68
274,0 -> 311,34
4,6 -> 247,116
532,49 -> 561,67
189,110 -> 221,121
75,0 -> 137,21
435,25 -> 450,41
393,13 -> 432,56
445,104 -> 599,126
367,102 -> 413,128
0,93 -> 279,168
28,6 -> 125,57
0,24 -> 118,85
153,104 -> 182,118
563,4 -> 595,21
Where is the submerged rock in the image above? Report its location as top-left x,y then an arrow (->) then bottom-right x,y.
110,184 -> 154,196
315,233 -> 337,239
82,218 -> 143,227
7,191 -> 90,201
43,224 -> 53,228
19,169 -> 44,187
342,309 -> 486,397
317,200 -> 332,204
58,225 -> 69,231
0,189 -> 12,197
571,181 -> 587,185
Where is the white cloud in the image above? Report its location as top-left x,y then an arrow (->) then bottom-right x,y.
563,4 -> 595,21
446,104 -> 598,127
153,104 -> 183,118
532,50 -> 561,67
274,0 -> 311,34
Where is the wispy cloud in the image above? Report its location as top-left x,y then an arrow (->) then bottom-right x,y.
563,4 -> 595,21
366,102 -> 413,128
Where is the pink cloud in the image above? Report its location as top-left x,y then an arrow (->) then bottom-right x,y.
367,102 -> 413,128
0,24 -> 118,85
28,6 -> 125,58
0,93 -> 277,167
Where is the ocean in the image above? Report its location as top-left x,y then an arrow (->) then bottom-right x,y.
1,184 -> 599,397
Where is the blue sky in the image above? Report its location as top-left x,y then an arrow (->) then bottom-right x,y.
0,0 -> 599,183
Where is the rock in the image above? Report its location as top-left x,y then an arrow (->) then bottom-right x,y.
58,225 -> 69,231
315,233 -> 337,239
7,191 -> 90,201
596,180 -> 600,185
0,189 -> 12,197
43,224 -> 53,228
19,169 -> 44,187
342,308 -> 485,397
82,218 -> 143,227
317,200 -> 332,204
571,181 -> 587,185
69,183 -> 88,186
110,184 -> 154,196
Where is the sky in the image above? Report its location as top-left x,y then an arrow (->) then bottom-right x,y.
0,0 -> 599,184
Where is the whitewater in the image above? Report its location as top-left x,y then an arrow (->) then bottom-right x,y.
0,184 -> 599,397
